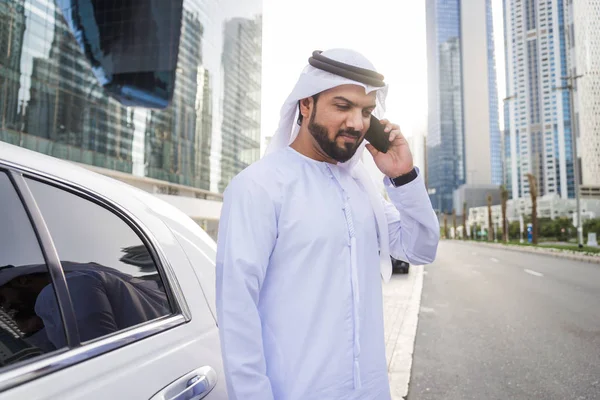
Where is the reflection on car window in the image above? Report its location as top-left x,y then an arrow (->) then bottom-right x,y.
0,172 -> 66,367
26,178 -> 172,345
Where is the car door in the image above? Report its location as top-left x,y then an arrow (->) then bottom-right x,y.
0,166 -> 226,399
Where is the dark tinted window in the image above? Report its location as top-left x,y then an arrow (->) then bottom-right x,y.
0,172 -> 66,366
26,178 -> 171,345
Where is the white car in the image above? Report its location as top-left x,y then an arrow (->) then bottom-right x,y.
0,142 -> 226,399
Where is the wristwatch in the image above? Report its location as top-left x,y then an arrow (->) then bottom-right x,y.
389,168 -> 418,187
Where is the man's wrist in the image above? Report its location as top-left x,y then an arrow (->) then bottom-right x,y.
388,167 -> 418,187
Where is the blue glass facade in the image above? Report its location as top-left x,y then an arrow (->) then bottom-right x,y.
426,0 -> 501,212
54,0 -> 184,109
557,0 -> 575,198
426,0 -> 464,213
0,0 -> 262,193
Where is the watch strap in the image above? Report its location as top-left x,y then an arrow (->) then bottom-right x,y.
390,168 -> 418,187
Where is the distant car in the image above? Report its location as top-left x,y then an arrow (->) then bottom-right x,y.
0,142 -> 226,399
391,257 -> 410,274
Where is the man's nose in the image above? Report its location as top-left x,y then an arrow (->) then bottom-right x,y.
345,110 -> 365,132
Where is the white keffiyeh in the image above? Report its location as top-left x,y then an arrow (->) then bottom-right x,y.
264,48 -> 393,281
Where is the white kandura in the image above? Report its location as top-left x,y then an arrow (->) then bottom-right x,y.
216,49 -> 439,400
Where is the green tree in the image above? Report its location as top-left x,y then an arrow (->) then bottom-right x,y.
536,218 -> 573,241
554,218 -> 573,242
509,221 -> 521,239
538,218 -> 555,239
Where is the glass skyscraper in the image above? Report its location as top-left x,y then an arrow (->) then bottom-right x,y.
0,0 -> 262,194
426,0 -> 465,213
426,0 -> 502,213
503,0 -> 575,199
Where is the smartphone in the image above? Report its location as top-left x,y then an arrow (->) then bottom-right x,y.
364,115 -> 390,153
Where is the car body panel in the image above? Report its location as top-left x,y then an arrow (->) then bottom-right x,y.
0,142 -> 227,399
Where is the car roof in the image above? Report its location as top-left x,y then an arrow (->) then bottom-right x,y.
0,141 -> 217,253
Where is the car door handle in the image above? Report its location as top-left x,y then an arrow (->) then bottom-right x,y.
171,375 -> 209,400
150,366 -> 218,400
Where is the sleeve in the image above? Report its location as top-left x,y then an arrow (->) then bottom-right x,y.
64,272 -> 118,342
215,176 -> 277,400
383,168 -> 440,265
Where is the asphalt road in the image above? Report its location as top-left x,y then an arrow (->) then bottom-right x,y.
408,240 -> 600,400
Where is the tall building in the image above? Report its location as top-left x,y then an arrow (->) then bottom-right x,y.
143,9 -> 209,188
570,0 -> 600,189
218,16 -> 262,193
0,0 -> 263,235
426,0 -> 502,213
503,0 -> 575,200
462,0 -> 503,187
0,0 -> 26,134
426,0 -> 465,213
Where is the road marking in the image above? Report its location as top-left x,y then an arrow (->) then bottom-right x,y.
524,269 -> 544,277
471,252 -> 478,256
491,257 -> 500,263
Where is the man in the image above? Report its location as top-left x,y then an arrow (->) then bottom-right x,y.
216,49 -> 439,400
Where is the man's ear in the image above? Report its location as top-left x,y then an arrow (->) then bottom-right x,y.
299,97 -> 313,121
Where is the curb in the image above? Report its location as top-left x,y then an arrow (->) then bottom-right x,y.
386,265 -> 424,400
450,240 -> 600,264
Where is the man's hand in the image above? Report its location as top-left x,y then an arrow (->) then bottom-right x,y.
365,119 -> 414,178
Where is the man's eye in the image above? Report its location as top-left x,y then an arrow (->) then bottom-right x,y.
363,111 -> 373,118
336,105 -> 350,110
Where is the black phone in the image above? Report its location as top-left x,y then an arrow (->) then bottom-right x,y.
364,115 -> 390,153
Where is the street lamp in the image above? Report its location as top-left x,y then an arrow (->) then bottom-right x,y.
554,74 -> 584,248
502,94 -> 518,191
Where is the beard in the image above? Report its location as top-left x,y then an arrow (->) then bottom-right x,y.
308,112 -> 363,163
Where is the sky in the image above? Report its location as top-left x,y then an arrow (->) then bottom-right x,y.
260,0 -> 507,149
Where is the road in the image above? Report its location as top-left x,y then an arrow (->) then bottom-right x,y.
408,240 -> 600,400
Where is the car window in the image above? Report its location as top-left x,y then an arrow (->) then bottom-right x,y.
0,172 -> 67,367
25,178 -> 172,345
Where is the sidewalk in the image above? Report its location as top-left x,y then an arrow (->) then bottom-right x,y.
383,265 -> 424,400
461,240 -> 600,264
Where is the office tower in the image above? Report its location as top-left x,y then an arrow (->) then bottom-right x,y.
426,0 -> 502,213
503,0 -> 575,199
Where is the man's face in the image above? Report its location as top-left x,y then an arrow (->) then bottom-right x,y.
306,85 -> 377,163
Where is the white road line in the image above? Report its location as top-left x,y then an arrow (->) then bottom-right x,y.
471,252 -> 478,256
524,269 -> 544,277
491,257 -> 500,263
